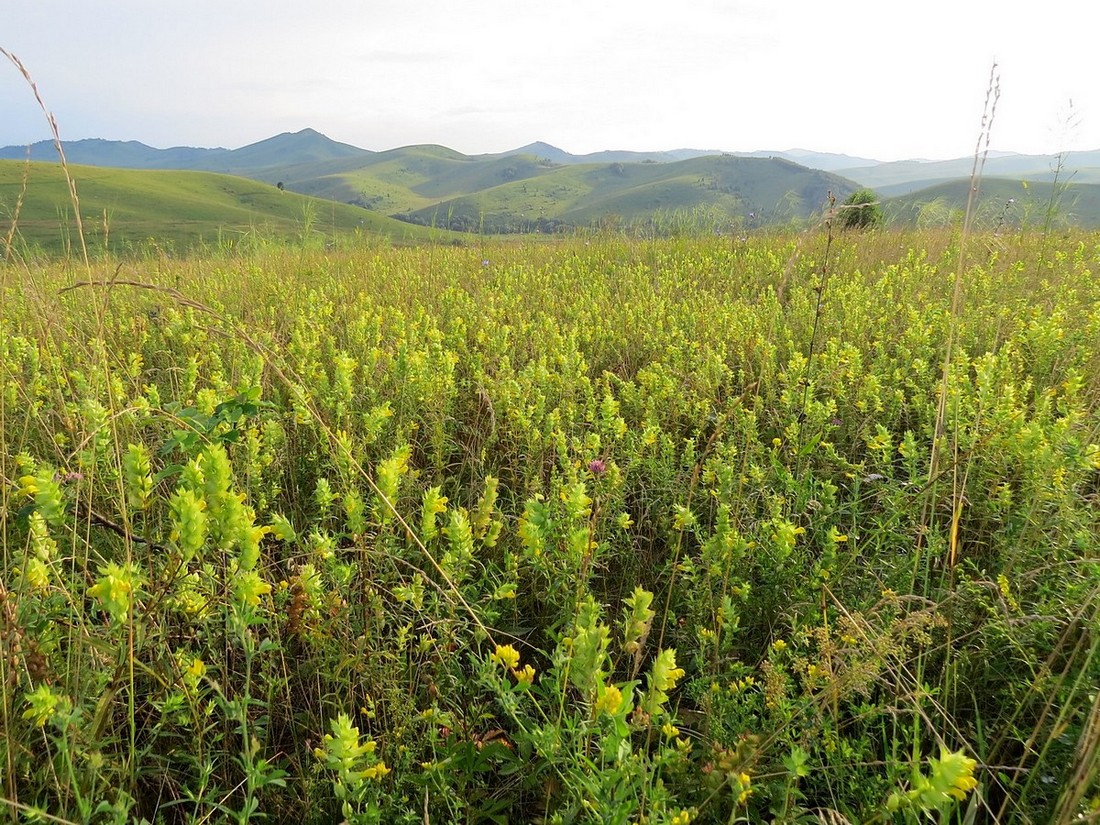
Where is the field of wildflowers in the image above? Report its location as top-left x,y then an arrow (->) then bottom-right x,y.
1,229 -> 1098,823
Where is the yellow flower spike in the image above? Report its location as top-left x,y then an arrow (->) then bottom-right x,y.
936,749 -> 978,801
771,639 -> 787,653
25,558 -> 50,592
594,684 -> 623,716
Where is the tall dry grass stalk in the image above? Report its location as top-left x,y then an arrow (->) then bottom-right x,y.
920,62 -> 1001,569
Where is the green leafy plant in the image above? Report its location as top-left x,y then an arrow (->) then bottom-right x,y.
839,187 -> 883,229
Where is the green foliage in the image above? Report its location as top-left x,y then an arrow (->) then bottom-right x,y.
839,187 -> 883,229
315,713 -> 390,824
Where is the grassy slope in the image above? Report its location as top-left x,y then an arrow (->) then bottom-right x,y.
404,155 -> 857,228
0,135 -> 866,235
840,150 -> 1100,190
0,160 -> 463,253
253,147 -> 858,229
885,177 -> 1100,227
285,146 -> 556,215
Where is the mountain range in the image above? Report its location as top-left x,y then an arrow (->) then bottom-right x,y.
3,128 -> 1100,243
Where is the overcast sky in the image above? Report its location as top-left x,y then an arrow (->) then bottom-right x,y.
2,1 -> 1098,162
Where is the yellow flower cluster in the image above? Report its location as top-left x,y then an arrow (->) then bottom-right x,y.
491,644 -> 537,687
735,771 -> 753,805
594,684 -> 623,716
490,644 -> 520,670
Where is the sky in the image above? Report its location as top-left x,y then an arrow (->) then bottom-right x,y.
2,0 -> 1099,162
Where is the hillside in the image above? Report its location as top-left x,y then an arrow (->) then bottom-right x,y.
275,144 -> 554,215
396,154 -> 856,232
0,160 -> 460,254
884,177 -> 1100,228
10,130 -> 1100,235
0,137 -> 227,169
0,129 -> 372,176
0,131 -> 861,232
840,150 -> 1100,193
494,142 -> 720,165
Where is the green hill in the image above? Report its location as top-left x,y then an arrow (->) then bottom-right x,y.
839,150 -> 1100,192
0,128 -> 372,174
0,132 -> 864,233
277,145 -> 556,215
10,131 -> 1100,234
397,155 -> 855,232
884,178 -> 1100,228
0,160 -> 459,254
199,128 -> 372,176
267,146 -> 855,232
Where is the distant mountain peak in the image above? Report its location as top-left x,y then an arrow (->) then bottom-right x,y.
215,129 -> 371,168
508,141 -> 572,163
520,140 -> 563,152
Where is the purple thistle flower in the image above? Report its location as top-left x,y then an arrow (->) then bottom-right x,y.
587,459 -> 607,475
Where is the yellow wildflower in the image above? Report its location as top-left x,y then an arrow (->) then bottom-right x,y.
736,771 -> 753,804
490,644 -> 521,671
939,750 -> 978,801
362,762 -> 390,781
594,684 -> 623,716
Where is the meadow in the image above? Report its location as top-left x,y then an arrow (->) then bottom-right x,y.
1,225 -> 1098,824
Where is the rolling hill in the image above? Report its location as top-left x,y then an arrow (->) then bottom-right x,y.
1,131 -> 857,233
0,160 -> 460,254
395,154 -> 855,232
279,147 -> 858,230
274,144 -> 555,215
883,177 -> 1100,229
839,150 -> 1100,194
7,129 -> 1100,239
0,128 -> 372,175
